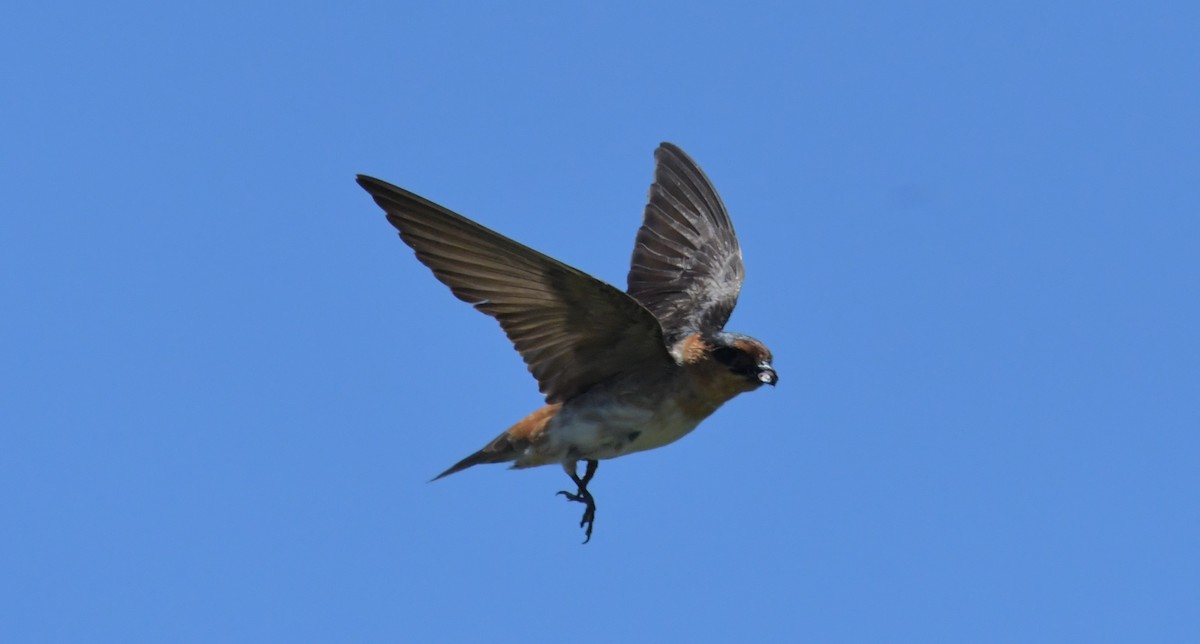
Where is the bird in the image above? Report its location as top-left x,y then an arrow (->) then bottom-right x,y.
356,143 -> 776,543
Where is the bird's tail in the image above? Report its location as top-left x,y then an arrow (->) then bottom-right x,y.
430,430 -> 521,481
430,404 -> 560,481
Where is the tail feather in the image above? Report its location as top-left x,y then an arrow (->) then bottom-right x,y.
430,431 -> 521,481
430,404 -> 561,481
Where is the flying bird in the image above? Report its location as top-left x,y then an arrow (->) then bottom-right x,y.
357,143 -> 776,542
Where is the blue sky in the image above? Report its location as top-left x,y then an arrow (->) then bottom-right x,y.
3,1 -> 1197,641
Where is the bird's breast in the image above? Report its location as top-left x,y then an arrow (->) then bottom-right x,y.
524,393 -> 708,465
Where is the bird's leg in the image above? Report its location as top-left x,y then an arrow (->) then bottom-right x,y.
556,459 -> 599,543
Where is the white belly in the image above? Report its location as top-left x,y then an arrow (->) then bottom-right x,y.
518,398 -> 703,466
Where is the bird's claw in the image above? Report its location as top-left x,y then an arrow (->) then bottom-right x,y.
556,488 -> 596,543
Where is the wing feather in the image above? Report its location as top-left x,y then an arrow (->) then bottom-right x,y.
626,143 -> 745,341
358,175 -> 673,403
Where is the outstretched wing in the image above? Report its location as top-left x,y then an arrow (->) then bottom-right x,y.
626,143 -> 745,342
357,175 -> 673,403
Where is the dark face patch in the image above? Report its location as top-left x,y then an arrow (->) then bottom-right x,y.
710,337 -> 776,388
712,344 -> 760,379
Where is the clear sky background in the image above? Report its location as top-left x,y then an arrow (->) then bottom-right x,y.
3,2 -> 1197,641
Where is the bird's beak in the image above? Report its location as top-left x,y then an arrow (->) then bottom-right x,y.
757,364 -> 777,386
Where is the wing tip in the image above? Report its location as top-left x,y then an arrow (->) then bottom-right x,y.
656,141 -> 687,161
355,173 -> 393,195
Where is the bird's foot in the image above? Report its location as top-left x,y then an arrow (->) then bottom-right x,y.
557,459 -> 598,544
556,487 -> 596,543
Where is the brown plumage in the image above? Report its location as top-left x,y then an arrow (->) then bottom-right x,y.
357,143 -> 777,542
432,404 -> 562,481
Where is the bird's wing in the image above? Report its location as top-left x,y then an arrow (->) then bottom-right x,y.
626,143 -> 745,342
358,175 -> 673,403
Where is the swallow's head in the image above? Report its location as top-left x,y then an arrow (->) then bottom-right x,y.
697,332 -> 777,391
